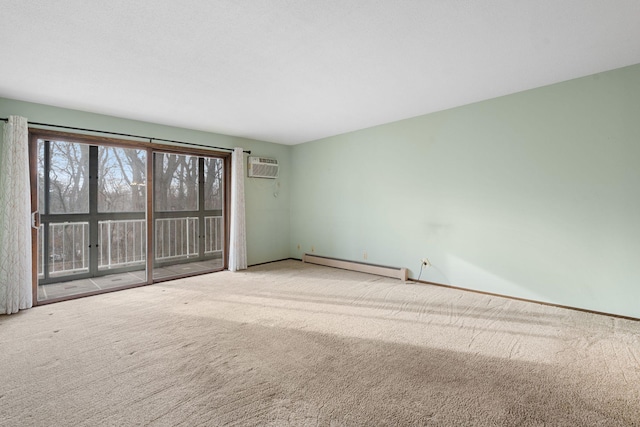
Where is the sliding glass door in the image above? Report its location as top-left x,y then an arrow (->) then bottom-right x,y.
31,131 -> 227,303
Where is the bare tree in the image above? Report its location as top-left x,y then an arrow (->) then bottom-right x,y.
154,153 -> 198,211
98,147 -> 146,212
204,158 -> 223,210
49,141 -> 89,213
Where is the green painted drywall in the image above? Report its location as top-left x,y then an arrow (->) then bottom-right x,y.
290,64 -> 640,318
0,97 -> 291,266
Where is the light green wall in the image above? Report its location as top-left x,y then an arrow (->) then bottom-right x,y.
0,97 -> 291,265
290,64 -> 640,318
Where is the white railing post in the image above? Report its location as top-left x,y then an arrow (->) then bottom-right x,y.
107,221 -> 112,269
124,222 -> 128,264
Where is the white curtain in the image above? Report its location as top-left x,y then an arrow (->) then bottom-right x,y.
0,116 -> 33,314
228,147 -> 247,271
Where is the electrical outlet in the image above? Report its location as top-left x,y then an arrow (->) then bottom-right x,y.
363,251 -> 368,260
297,244 -> 300,251
311,246 -> 315,253
421,258 -> 431,267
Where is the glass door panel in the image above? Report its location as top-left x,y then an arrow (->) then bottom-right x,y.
153,153 -> 224,280
96,146 -> 147,282
36,139 -> 148,302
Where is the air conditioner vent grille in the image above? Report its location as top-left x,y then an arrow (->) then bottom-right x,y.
248,156 -> 279,179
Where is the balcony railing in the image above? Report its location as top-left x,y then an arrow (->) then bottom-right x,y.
98,219 -> 146,270
204,216 -> 224,254
48,222 -> 89,277
38,216 -> 223,278
154,216 -> 223,262
155,217 -> 199,261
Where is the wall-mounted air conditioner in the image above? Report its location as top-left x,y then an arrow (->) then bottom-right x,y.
247,156 -> 279,179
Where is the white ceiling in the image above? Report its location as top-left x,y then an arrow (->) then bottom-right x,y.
1,1 -> 639,145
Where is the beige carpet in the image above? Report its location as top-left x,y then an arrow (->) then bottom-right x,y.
1,260 -> 639,426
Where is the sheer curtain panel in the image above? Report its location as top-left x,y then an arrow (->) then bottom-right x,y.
228,147 -> 247,271
0,116 -> 33,314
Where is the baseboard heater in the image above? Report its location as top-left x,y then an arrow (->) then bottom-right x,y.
302,254 -> 408,282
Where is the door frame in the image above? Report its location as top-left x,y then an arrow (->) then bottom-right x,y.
29,128 -> 231,305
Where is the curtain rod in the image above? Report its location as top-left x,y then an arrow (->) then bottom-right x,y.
0,117 -> 251,154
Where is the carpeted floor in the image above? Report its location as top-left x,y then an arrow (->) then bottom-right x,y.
1,260 -> 639,426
